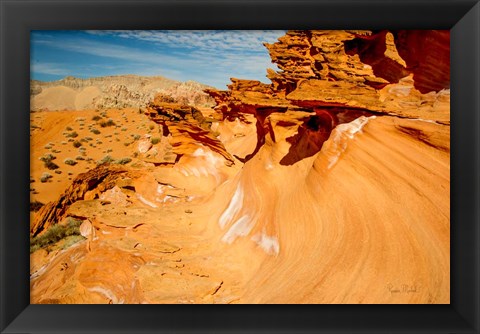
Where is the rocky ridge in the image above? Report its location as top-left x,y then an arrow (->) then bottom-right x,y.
30,75 -> 215,111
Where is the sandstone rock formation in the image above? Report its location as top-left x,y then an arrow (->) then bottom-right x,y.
30,30 -> 450,304
30,75 -> 215,111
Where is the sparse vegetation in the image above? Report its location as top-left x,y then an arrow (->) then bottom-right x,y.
92,115 -> 102,121
65,126 -> 73,131
115,157 -> 132,165
40,172 -> 52,183
75,156 -> 85,161
133,134 -> 141,141
97,155 -> 115,165
99,119 -> 115,128
64,158 -> 77,166
40,154 -> 59,170
65,131 -> 78,138
91,128 -> 101,135
30,217 -> 85,253
73,141 -> 82,148
149,124 -> 155,130
151,137 -> 161,145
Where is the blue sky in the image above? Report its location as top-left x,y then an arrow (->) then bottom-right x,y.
30,30 -> 286,89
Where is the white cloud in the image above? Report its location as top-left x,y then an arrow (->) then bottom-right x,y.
31,62 -> 68,76
86,30 -> 284,52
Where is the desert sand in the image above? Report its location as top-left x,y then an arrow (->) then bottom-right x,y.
30,30 -> 450,304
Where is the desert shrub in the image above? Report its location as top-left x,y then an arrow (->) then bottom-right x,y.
29,218 -> 85,253
65,126 -> 73,131
64,158 -> 77,166
40,173 -> 52,183
124,141 -> 131,147
133,134 -> 141,141
40,154 -> 59,170
39,153 -> 56,163
97,155 -> 114,165
99,119 -> 115,128
54,170 -> 62,174
115,157 -> 132,165
121,127 -> 127,132
75,156 -> 85,161
149,124 -> 155,130
90,128 -> 101,135
72,141 -> 82,148
65,131 -> 78,138
61,141 -> 67,145
151,137 -> 161,145
44,144 -> 52,149
92,115 -> 102,121
30,200 -> 44,212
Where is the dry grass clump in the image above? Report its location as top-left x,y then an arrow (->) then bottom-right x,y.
30,217 -> 85,253
39,154 -> 59,170
151,137 -> 161,145
40,172 -> 52,183
64,158 -> 77,166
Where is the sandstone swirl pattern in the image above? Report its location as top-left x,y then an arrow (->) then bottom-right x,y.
30,30 -> 450,304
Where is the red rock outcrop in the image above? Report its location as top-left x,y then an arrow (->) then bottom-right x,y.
31,165 -> 138,236
205,29 -> 450,165
145,96 -> 235,166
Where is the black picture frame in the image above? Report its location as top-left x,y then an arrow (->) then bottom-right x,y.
1,0 -> 479,333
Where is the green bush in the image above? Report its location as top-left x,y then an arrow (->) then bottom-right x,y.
151,137 -> 161,145
64,159 -> 77,166
65,131 -> 78,138
30,218 -> 85,253
40,173 -> 52,183
97,155 -> 114,165
99,119 -> 115,128
115,157 -> 132,165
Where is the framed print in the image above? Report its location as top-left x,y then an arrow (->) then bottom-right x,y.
1,0 -> 479,333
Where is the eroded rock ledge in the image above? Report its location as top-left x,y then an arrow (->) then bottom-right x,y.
206,30 -> 450,165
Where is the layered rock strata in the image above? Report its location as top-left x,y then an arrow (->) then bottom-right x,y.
30,30 -> 450,304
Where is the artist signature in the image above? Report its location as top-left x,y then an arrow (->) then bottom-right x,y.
386,283 -> 420,294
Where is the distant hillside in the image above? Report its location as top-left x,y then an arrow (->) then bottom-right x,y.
30,75 -> 215,111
